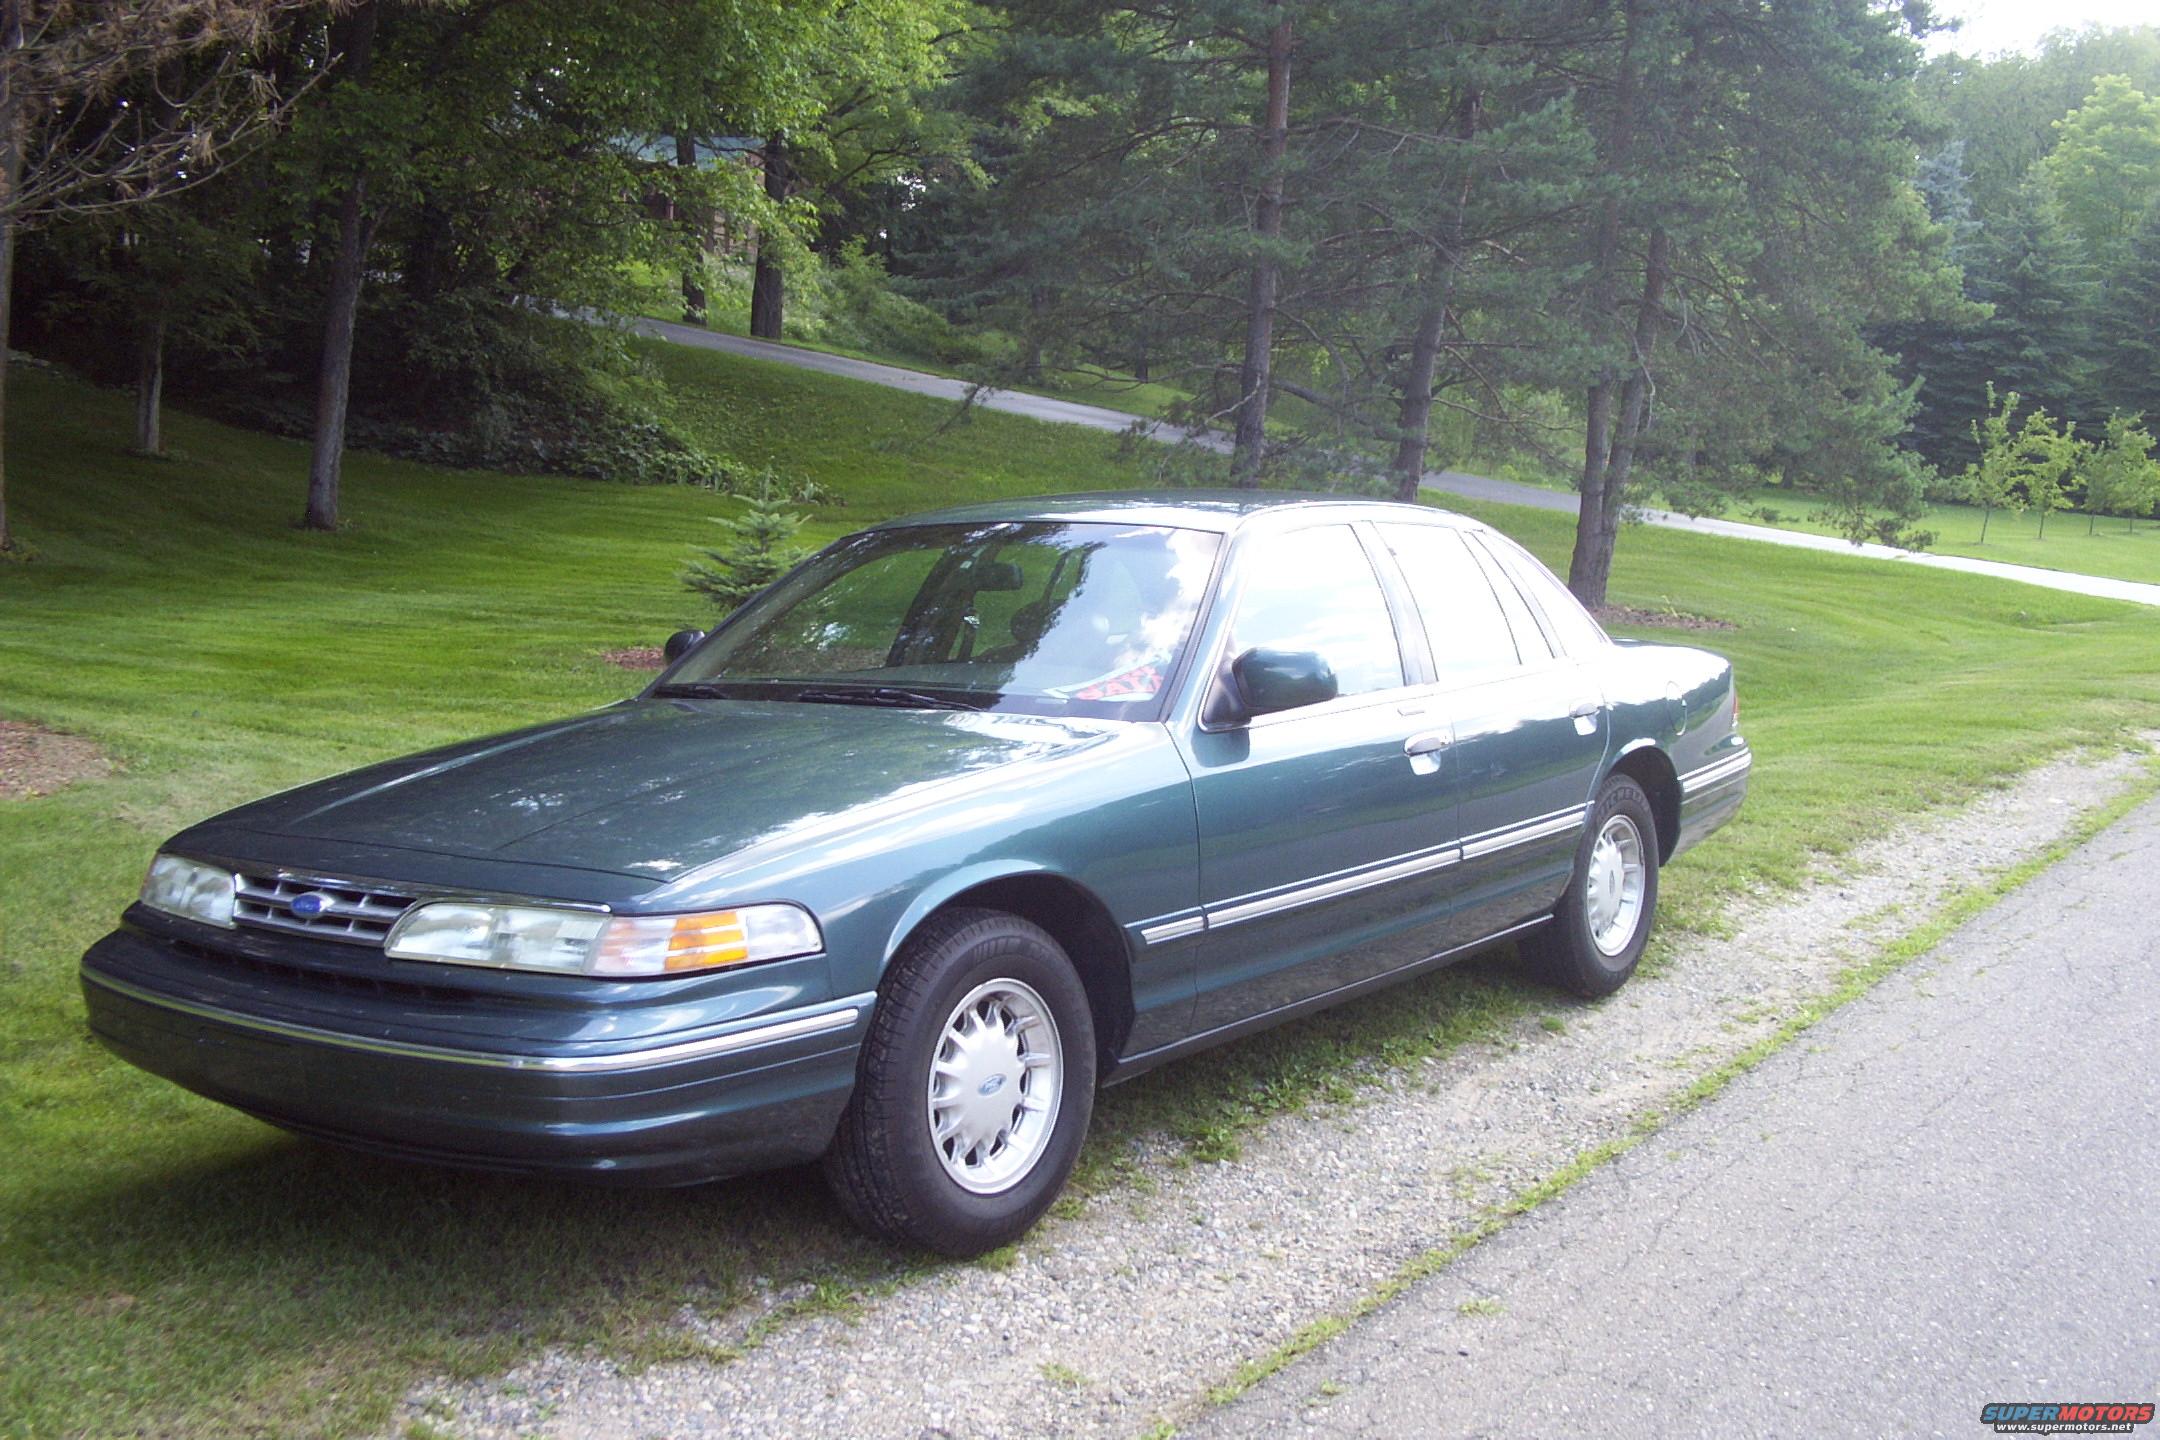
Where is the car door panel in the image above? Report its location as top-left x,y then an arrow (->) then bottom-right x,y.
1437,534 -> 1609,943
1372,521 -> 1608,947
1441,666 -> 1606,943
1180,697 -> 1460,1028
1175,523 -> 1462,1032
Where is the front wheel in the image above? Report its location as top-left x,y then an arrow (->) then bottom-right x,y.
823,908 -> 1096,1256
1522,775 -> 1660,998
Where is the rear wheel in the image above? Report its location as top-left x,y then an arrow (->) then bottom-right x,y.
1523,775 -> 1660,998
823,907 -> 1095,1256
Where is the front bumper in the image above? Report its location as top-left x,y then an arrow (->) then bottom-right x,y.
81,924 -> 871,1185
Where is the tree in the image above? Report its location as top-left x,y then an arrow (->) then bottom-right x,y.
1559,0 -> 1953,604
0,0 -> 303,553
2081,410 -> 2160,532
39,198 -> 260,453
1965,383 -> 2033,541
1920,26 -> 2160,221
2038,73 -> 2160,266
740,0 -> 966,340
1963,382 -> 2081,541
2095,200 -> 2160,422
2023,415 -> 2085,538
1961,179 -> 2097,434
683,472 -> 806,613
283,0 -> 876,530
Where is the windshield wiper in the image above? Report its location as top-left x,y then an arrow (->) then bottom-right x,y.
792,685 -> 987,712
651,681 -> 734,699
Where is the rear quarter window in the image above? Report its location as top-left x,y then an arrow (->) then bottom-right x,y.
1474,532 -> 1610,658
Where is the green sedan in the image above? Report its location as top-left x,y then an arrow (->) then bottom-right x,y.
81,492 -> 1748,1255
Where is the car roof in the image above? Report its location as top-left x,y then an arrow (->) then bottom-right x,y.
867,489 -> 1480,536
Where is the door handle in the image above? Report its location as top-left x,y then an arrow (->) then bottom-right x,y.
1569,700 -> 1601,719
1403,730 -> 1451,757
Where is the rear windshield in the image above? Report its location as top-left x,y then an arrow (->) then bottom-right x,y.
656,521 -> 1222,720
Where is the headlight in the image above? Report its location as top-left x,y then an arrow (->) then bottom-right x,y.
383,901 -> 822,977
140,854 -> 237,929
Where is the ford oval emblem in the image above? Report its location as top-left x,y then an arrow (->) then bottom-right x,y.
978,1074 -> 1006,1097
290,891 -> 332,919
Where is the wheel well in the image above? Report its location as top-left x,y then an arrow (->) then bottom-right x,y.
1610,747 -> 1681,862
934,874 -> 1135,1066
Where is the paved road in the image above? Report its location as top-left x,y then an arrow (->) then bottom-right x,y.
1193,793 -> 2160,1439
632,316 -> 2160,610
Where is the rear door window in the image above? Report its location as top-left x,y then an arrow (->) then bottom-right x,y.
1473,533 -> 1610,658
1376,524 -> 1523,681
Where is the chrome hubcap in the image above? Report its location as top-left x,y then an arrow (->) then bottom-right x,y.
927,979 -> 1063,1194
1585,813 -> 1647,958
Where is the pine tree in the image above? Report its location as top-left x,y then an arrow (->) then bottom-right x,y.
2095,201 -> 2160,423
683,472 -> 807,614
1962,179 -> 2098,434
1887,142 -> 1988,470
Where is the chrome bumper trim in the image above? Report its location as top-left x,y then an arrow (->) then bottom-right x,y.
1681,748 -> 1753,797
83,970 -> 866,1074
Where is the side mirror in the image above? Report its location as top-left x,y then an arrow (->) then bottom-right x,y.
1217,646 -> 1338,723
663,629 -> 706,662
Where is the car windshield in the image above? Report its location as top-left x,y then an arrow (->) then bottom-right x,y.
656,521 -> 1223,720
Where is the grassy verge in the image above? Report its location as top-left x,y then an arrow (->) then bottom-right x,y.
1182,755 -> 2160,1422
1701,485 -> 2160,587
4,354 -> 2159,1438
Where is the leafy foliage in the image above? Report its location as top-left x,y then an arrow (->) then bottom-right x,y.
2080,410 -> 2160,530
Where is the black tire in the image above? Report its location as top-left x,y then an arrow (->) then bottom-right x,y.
823,907 -> 1096,1257
1522,775 -> 1660,999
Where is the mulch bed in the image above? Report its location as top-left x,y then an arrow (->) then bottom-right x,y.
602,646 -> 668,670
1596,604 -> 1738,632
0,721 -> 113,799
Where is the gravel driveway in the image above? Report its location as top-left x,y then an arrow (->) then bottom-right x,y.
399,743 -> 2156,1440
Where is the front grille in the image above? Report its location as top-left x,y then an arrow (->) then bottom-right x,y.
233,870 -> 418,946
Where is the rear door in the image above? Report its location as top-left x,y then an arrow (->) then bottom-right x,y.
1175,522 -> 1463,1032
1382,525 -> 1609,946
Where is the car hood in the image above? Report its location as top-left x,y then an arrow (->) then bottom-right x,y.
199,699 -> 1120,883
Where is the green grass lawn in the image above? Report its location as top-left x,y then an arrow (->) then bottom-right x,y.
1714,486 -> 2160,587
5,357 -> 2159,1439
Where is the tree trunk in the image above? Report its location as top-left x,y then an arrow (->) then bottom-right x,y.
1566,0 -> 1644,605
135,313 -> 166,455
1979,503 -> 1992,542
1568,226 -> 1670,608
1230,19 -> 1293,488
1390,303 -> 1448,503
301,0 -> 378,532
750,133 -> 788,339
676,132 -> 707,326
1389,91 -> 1483,504
0,0 -> 22,555
304,178 -> 371,530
